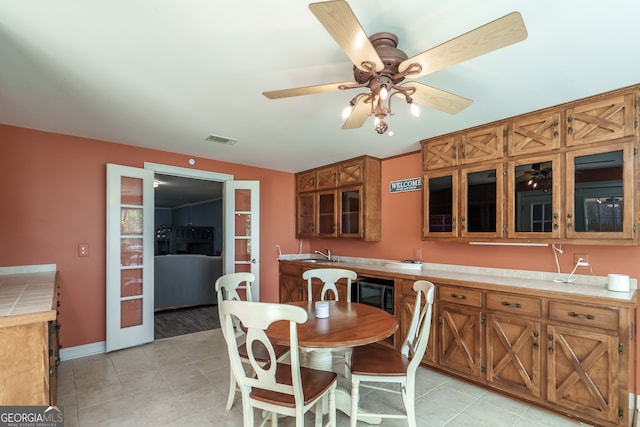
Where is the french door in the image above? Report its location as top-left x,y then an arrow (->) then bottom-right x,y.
106,164 -> 155,352
106,163 -> 260,351
224,180 -> 260,301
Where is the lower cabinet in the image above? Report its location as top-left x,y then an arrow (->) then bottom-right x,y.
278,262 -> 636,426
431,284 -> 635,427
279,264 -> 303,303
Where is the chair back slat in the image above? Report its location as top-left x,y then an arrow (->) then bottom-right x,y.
215,272 -> 256,339
220,300 -> 308,403
302,268 -> 357,302
401,280 -> 435,373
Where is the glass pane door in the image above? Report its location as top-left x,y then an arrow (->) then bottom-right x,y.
106,164 -> 154,352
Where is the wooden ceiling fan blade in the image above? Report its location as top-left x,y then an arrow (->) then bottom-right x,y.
342,96 -> 370,129
401,82 -> 473,114
263,81 -> 356,99
309,0 -> 383,72
399,12 -> 528,78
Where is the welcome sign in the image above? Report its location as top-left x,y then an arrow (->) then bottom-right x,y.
389,177 -> 422,193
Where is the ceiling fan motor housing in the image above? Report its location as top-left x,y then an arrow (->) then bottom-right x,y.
353,32 -> 409,85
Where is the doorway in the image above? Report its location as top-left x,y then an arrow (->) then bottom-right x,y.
150,169 -> 227,339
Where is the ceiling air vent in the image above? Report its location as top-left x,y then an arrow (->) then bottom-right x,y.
205,134 -> 237,145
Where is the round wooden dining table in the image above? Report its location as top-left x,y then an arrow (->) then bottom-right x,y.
266,301 -> 398,424
266,300 -> 398,349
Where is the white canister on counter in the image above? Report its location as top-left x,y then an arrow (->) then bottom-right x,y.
607,274 -> 630,292
315,301 -> 329,318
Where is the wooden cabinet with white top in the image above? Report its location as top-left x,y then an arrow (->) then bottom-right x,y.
0,269 -> 60,405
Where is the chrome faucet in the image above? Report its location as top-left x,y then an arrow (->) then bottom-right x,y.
314,249 -> 331,260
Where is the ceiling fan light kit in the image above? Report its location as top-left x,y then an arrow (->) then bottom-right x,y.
263,0 -> 528,135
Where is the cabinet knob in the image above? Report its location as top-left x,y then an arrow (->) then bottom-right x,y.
451,293 -> 467,300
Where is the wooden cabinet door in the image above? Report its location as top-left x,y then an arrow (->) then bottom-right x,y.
547,324 -> 620,424
296,192 -> 315,238
486,314 -> 541,400
460,125 -> 505,165
316,190 -> 337,237
565,141 -> 634,241
338,185 -> 363,238
422,134 -> 459,170
460,162 -> 504,238
279,264 -> 302,303
339,159 -> 364,185
508,111 -> 561,156
438,304 -> 483,378
423,170 -> 459,238
566,91 -> 636,147
400,291 -> 436,363
279,274 -> 302,303
507,154 -> 561,239
297,171 -> 316,192
316,166 -> 337,190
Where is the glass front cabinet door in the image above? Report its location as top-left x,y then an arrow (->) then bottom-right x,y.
507,154 -> 561,239
338,186 -> 363,238
565,142 -> 634,241
423,170 -> 459,238
460,163 -> 504,239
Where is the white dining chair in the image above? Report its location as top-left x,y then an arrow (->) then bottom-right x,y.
302,268 -> 357,302
220,299 -> 337,427
349,280 -> 435,427
302,268 -> 357,376
215,272 -> 290,410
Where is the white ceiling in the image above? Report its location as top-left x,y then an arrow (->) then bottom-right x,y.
1,1 -> 639,173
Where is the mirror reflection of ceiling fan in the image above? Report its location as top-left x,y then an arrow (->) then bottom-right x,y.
263,0 -> 528,134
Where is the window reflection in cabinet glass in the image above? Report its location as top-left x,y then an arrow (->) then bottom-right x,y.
428,176 -> 453,232
514,162 -> 553,232
340,189 -> 360,234
467,169 -> 496,233
317,192 -> 335,234
573,150 -> 623,233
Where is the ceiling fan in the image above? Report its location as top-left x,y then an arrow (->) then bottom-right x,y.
263,0 -> 528,134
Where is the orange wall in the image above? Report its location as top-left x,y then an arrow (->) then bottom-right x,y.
2,124 -> 639,388
0,124 -> 299,348
307,152 -> 640,279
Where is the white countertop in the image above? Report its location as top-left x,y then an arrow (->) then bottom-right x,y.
279,255 -> 637,303
0,265 -> 57,318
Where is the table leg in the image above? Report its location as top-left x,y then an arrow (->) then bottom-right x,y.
301,348 -> 382,425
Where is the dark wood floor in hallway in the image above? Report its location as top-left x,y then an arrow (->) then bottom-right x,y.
154,304 -> 220,339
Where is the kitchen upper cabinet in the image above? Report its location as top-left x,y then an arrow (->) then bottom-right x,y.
460,124 -> 505,165
565,142 -> 635,241
295,156 -> 381,241
423,134 -> 458,170
565,89 -> 637,147
316,166 -> 337,190
507,154 -> 561,239
460,162 -> 504,238
422,124 -> 504,171
422,83 -> 639,245
296,193 -> 315,237
508,110 -> 561,156
423,170 -> 458,238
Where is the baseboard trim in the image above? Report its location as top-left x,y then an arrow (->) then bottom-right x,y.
59,341 -> 106,361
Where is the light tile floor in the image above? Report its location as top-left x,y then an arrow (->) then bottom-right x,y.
58,329 -> 599,426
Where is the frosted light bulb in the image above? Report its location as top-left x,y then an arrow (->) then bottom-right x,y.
410,102 -> 420,117
380,85 -> 388,100
342,105 -> 353,119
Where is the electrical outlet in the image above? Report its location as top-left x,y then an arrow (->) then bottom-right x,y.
414,248 -> 422,261
574,253 -> 588,266
78,244 -> 89,257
